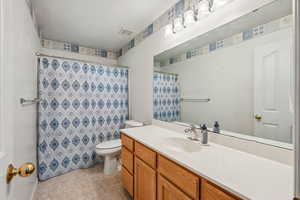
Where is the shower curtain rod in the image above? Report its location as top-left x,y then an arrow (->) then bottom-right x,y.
35,52 -> 129,69
154,70 -> 178,76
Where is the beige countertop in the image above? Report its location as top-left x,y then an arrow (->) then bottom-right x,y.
121,125 -> 293,200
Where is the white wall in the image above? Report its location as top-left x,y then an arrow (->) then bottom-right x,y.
161,28 -> 291,136
3,0 -> 41,199
118,0 -> 275,122
40,48 -> 118,66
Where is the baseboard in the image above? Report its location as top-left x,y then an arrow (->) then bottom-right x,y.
30,178 -> 38,200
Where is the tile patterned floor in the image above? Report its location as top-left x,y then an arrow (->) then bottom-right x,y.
33,165 -> 131,200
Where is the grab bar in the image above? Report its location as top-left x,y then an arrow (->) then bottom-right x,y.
20,98 -> 41,105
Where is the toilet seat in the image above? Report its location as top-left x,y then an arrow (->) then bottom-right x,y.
95,139 -> 121,156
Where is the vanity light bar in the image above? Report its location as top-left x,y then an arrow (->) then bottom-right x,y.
165,0 -> 234,36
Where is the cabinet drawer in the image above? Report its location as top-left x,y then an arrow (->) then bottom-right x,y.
158,155 -> 199,199
201,180 -> 241,200
135,142 -> 156,168
121,147 -> 134,174
158,174 -> 192,200
121,167 -> 133,197
121,133 -> 134,152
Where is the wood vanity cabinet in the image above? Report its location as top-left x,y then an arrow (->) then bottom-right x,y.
120,133 -> 242,200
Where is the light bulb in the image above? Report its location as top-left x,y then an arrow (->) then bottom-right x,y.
184,10 -> 196,27
212,0 -> 234,10
198,0 -> 210,18
173,17 -> 184,33
165,24 -> 173,36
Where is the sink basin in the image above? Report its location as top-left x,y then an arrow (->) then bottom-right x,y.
163,137 -> 202,153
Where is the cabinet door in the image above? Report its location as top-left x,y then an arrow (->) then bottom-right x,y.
134,157 -> 156,200
201,180 -> 240,200
121,167 -> 133,197
158,175 -> 192,200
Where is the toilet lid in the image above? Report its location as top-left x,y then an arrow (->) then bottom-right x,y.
96,139 -> 121,149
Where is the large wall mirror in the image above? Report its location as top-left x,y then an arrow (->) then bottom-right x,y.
153,0 -> 293,148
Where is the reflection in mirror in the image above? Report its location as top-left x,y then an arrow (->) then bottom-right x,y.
153,0 -> 293,146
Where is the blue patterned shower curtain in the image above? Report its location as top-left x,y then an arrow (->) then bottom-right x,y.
37,57 -> 128,180
153,72 -> 180,122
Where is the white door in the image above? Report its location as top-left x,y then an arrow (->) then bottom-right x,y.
0,0 -> 14,199
0,0 -> 37,199
254,40 -> 293,143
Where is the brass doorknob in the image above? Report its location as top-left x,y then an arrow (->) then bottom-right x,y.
255,114 -> 262,120
6,163 -> 35,184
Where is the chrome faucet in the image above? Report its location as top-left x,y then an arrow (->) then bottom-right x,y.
184,124 -> 200,141
184,124 -> 210,145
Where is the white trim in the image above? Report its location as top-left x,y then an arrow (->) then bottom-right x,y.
0,0 -> 4,153
294,0 -> 300,198
0,0 -> 7,178
30,178 -> 38,200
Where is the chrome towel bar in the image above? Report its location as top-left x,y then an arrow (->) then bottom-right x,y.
180,98 -> 210,102
20,98 -> 41,105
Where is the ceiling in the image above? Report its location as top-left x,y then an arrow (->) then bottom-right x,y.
32,0 -> 179,51
155,0 -> 292,62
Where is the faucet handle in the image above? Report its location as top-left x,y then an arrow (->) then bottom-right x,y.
184,128 -> 192,133
185,125 -> 200,132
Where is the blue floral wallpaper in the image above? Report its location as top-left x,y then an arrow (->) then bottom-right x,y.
38,57 -> 128,180
153,72 -> 181,122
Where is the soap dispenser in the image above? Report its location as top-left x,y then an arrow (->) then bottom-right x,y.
201,124 -> 208,145
213,121 -> 220,133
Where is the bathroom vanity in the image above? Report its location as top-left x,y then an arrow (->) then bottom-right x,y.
120,125 -> 293,200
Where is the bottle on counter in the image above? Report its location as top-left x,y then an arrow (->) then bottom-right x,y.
213,121 -> 220,133
201,124 -> 208,145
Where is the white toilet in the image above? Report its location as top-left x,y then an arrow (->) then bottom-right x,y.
96,120 -> 144,175
96,139 -> 122,175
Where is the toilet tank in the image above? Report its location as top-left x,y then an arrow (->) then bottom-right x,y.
124,120 -> 144,128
